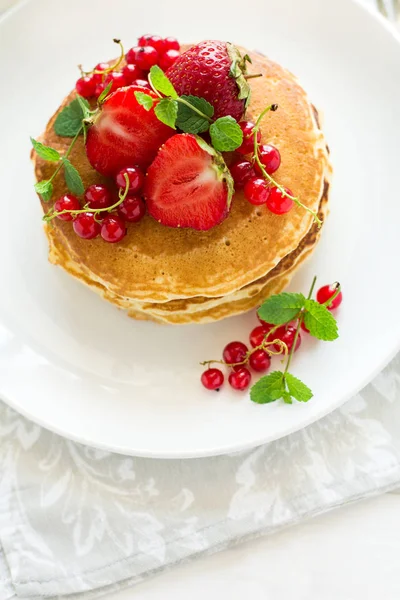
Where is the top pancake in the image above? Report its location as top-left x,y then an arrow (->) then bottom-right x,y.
35,46 -> 330,303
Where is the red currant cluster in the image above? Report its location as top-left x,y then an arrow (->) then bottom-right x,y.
52,165 -> 146,243
201,283 -> 343,392
75,35 -> 180,100
229,120 -> 294,215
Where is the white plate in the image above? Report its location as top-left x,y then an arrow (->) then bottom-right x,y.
0,0 -> 399,458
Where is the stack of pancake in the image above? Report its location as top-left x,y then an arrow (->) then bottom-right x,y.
34,48 -> 331,324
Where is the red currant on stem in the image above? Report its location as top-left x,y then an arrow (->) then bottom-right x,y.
118,196 -> 146,223
249,324 -> 273,348
244,178 -> 271,206
105,71 -> 126,92
201,368 -> 224,391
129,46 -> 159,70
249,349 -> 271,373
273,325 -> 301,353
115,166 -> 145,194
316,283 -> 342,310
84,184 -> 112,210
255,144 -> 281,175
229,160 -> 256,188
75,75 -> 97,98
101,215 -> 126,243
94,62 -> 109,81
95,82 -> 106,98
159,49 -> 180,70
266,187 -> 294,215
73,213 -> 101,240
122,64 -> 145,84
237,121 -> 261,155
138,34 -> 152,46
163,37 -> 180,51
229,368 -> 251,391
54,195 -> 81,221
223,341 -> 248,366
146,35 -> 165,54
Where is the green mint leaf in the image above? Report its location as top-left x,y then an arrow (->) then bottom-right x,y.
285,373 -> 313,402
34,179 -> 53,202
258,293 -> 306,325
30,138 -> 60,162
149,65 -> 178,98
63,159 -> 84,195
134,91 -> 154,111
54,97 -> 89,137
76,95 -> 92,119
154,98 -> 178,129
303,299 -> 339,341
176,95 -> 214,134
97,82 -> 113,105
250,371 -> 285,404
209,116 -> 243,152
282,392 -> 293,404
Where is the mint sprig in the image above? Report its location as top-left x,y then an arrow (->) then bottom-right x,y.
54,97 -> 90,137
176,95 -> 214,134
62,158 -> 84,196
30,138 -> 61,162
209,116 -> 243,152
257,292 -> 306,325
154,98 -> 178,129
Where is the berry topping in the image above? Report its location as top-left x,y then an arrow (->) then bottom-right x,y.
129,46 -> 159,70
266,187 -> 294,215
201,368 -> 224,390
85,85 -> 173,176
115,166 -> 144,193
84,184 -> 112,210
237,121 -> 261,155
75,75 -> 97,98
54,194 -> 80,221
73,212 -> 101,239
145,134 -> 233,231
122,64 -> 145,84
138,34 -> 152,46
317,284 -> 343,310
229,367 -> 251,391
249,349 -> 271,373
163,37 -> 180,51
159,49 -> 180,71
229,159 -> 256,188
145,35 -> 165,54
244,177 -> 271,205
255,144 -> 281,175
249,324 -> 273,347
222,341 -> 248,365
104,71 -> 127,93
101,215 -> 126,243
117,195 -> 146,223
273,325 -> 302,353
166,41 -> 251,120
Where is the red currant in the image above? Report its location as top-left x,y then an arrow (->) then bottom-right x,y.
73,212 -> 100,239
104,71 -> 127,93
316,284 -> 343,310
138,34 -> 152,46
84,184 -> 112,210
115,166 -> 145,193
249,349 -> 271,373
273,325 -> 301,353
133,79 -> 151,90
118,195 -> 146,223
146,35 -> 165,54
229,160 -> 256,188
237,121 -> 261,155
223,341 -> 248,365
101,215 -> 126,243
75,75 -> 97,98
159,49 -> 180,71
130,46 -> 159,70
122,63 -> 145,84
229,368 -> 251,391
163,37 -> 180,51
54,194 -> 81,221
201,368 -> 224,390
249,324 -> 273,347
266,187 -> 294,215
255,144 -> 281,175
95,82 -> 105,98
244,178 -> 271,206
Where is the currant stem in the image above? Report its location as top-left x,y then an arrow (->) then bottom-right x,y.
322,283 -> 341,307
46,127 -> 83,186
82,39 -> 125,78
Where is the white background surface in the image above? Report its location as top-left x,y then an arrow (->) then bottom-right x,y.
2,0 -> 400,597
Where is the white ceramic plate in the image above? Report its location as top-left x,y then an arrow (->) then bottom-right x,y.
0,0 -> 399,458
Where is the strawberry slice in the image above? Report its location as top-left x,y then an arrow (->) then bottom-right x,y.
145,134 -> 234,231
85,85 -> 173,177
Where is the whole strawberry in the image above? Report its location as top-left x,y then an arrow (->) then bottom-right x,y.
166,40 -> 251,121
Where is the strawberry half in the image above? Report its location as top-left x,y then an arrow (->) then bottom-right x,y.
145,134 -> 234,231
85,85 -> 173,177
166,40 -> 251,121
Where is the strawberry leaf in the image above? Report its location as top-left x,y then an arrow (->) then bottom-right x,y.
63,159 -> 84,195
209,116 -> 243,152
149,65 -> 178,99
30,138 -> 61,162
285,373 -> 313,402
54,97 -> 89,137
34,179 -> 53,202
303,299 -> 339,341
176,96 -> 214,134
250,371 -> 285,404
258,293 -> 306,325
154,98 -> 178,129
97,82 -> 113,105
134,91 -> 154,111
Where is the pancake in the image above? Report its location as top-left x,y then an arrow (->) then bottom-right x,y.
34,45 -> 331,324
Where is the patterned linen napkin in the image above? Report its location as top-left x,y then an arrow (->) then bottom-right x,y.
0,353 -> 399,600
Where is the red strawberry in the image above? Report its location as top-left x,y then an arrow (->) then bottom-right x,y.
145,134 -> 234,231
166,40 -> 251,121
85,85 -> 173,177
